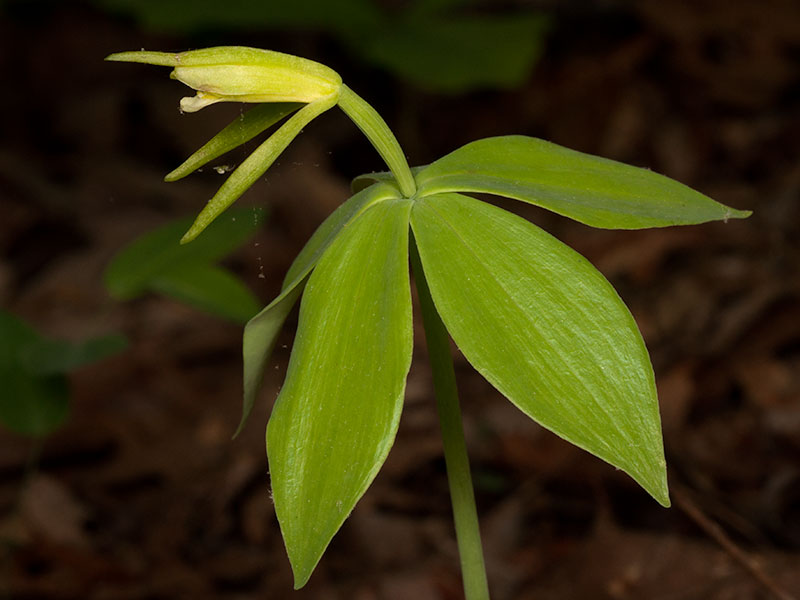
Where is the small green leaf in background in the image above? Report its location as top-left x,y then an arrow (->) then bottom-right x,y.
267,197 -> 414,587
0,311 -> 125,437
105,207 -> 265,323
239,182 -> 401,436
411,193 -> 670,505
348,14 -> 549,93
21,334 -> 128,376
416,136 -> 751,229
150,264 -> 261,324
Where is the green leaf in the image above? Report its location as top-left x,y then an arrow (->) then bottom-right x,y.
22,334 -> 128,375
151,264 -> 261,324
416,136 -> 751,229
267,197 -> 413,587
105,207 -> 265,299
165,103 -> 301,182
239,182 -> 401,436
240,286 -> 303,437
0,311 -> 38,367
350,14 -> 549,93
410,193 -> 669,506
0,311 -> 69,437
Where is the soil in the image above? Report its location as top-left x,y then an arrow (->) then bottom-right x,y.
1,1 -> 799,599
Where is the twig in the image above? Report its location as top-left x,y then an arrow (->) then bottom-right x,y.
672,485 -> 796,600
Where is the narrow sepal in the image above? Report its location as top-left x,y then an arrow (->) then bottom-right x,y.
165,103 -> 301,182
181,95 -> 337,243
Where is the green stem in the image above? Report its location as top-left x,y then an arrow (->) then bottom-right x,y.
337,85 -> 417,198
410,238 -> 490,600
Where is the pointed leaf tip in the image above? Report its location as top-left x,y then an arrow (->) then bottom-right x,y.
179,227 -> 200,245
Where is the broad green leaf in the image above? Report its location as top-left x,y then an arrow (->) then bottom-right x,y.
267,198 -> 414,587
105,207 -> 265,299
416,136 -> 750,229
151,264 -> 261,324
239,182 -> 401,436
181,95 -> 338,243
165,103 -> 301,182
0,311 -> 69,437
22,334 -> 128,375
410,193 -> 669,505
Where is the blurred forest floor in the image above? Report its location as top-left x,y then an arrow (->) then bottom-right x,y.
1,1 -> 799,598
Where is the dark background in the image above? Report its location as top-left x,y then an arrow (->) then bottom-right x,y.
1,1 -> 799,598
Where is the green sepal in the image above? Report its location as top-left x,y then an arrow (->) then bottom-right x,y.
181,95 -> 338,243
165,103 -> 301,182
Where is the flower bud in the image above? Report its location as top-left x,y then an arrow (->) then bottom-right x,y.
106,46 -> 341,112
